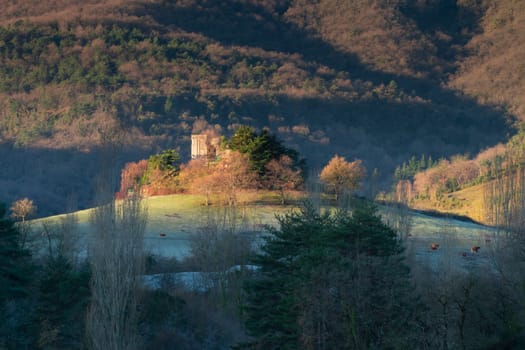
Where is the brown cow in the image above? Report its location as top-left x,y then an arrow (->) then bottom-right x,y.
471,246 -> 480,253
430,243 -> 440,250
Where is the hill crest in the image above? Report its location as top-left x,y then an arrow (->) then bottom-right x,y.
0,0 -> 520,216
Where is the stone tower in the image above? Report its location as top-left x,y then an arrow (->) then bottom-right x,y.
191,134 -> 208,159
191,133 -> 220,160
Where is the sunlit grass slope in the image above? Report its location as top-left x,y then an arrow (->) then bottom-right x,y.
409,182 -> 487,224
33,192 -> 496,272
35,193 -> 299,230
32,193 -> 302,258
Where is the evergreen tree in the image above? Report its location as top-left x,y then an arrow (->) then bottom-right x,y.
242,204 -> 326,349
35,254 -> 90,349
226,125 -> 258,155
418,154 -> 426,172
0,204 -> 33,301
408,156 -> 418,175
226,125 -> 304,179
427,155 -> 434,169
394,165 -> 402,181
148,149 -> 180,174
0,203 -> 36,348
242,201 -> 424,349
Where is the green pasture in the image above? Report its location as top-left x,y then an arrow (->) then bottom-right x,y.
31,194 -> 299,259
31,194 -> 498,270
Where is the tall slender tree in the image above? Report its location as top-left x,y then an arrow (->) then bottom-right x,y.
86,141 -> 148,350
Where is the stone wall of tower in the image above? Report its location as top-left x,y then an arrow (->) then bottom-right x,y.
191,134 -> 208,159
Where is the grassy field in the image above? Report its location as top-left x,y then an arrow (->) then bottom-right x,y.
29,192 -> 501,273
31,193 -> 303,259
409,183 -> 487,224
143,194 -> 301,258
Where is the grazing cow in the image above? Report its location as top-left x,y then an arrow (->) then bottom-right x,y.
159,233 -> 167,237
471,246 -> 480,253
430,243 -> 440,250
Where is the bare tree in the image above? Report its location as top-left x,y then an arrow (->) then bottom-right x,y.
86,140 -> 148,350
181,159 -> 215,206
10,197 -> 37,248
264,155 -> 303,205
189,205 -> 254,311
483,155 -> 525,232
482,155 -> 525,343
10,198 -> 36,223
210,151 -> 257,206
39,197 -> 82,265
482,150 -> 525,297
56,210 -> 81,266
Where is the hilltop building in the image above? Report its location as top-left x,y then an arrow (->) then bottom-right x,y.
191,133 -> 221,160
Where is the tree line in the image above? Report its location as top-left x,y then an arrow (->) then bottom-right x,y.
5,127 -> 525,349
391,129 -> 525,206
3,174 -> 525,348
117,126 -> 365,206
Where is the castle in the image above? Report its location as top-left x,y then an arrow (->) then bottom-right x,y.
191,133 -> 221,160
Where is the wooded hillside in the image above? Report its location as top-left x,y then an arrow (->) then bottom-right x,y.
0,0 -> 521,215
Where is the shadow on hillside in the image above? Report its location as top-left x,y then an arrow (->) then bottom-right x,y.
0,88 -> 510,216
1,1 -> 514,216
135,1 -> 362,72
137,1 -> 512,118
0,143 -> 151,217
400,1 -> 483,45
136,89 -> 509,174
399,1 -> 484,64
